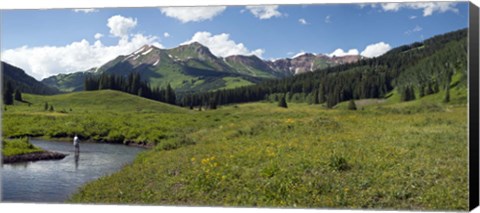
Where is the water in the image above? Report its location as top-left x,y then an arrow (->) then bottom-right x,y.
1,139 -> 144,203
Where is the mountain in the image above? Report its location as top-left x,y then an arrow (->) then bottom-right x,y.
41,68 -> 96,92
182,28 -> 468,108
41,42 -> 361,93
224,55 -> 287,78
267,53 -> 364,75
2,62 -> 59,95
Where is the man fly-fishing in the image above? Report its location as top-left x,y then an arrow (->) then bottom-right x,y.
73,134 -> 80,153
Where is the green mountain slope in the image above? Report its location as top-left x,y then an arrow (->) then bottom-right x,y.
2,62 -> 59,95
41,43 -> 360,94
41,68 -> 96,92
225,55 -> 284,78
182,28 -> 468,108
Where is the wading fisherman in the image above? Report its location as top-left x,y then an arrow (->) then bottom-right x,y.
73,134 -> 80,153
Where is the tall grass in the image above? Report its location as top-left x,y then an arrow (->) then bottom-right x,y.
2,137 -> 43,157
2,90 -> 468,210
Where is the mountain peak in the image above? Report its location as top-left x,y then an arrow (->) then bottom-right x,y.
292,52 -> 315,59
171,41 -> 217,61
176,41 -> 208,50
188,41 -> 206,48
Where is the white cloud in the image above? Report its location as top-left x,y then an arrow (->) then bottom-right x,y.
378,2 -> 458,16
413,25 -> 423,32
324,15 -> 331,23
298,18 -> 308,25
107,15 -> 137,38
327,42 -> 391,58
409,15 -> 417,19
94,33 -> 104,40
1,16 -> 162,81
358,3 -> 375,9
163,32 -> 170,38
182,31 -> 265,58
360,42 -> 391,57
73,9 -> 98,13
380,3 -> 402,11
405,25 -> 423,35
246,5 -> 282,19
328,48 -> 360,57
160,6 -> 226,23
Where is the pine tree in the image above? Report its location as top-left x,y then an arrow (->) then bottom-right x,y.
14,89 -> 22,101
444,73 -> 452,103
326,95 -> 335,108
3,81 -> 14,105
318,86 -> 326,103
418,86 -> 425,97
44,102 -> 49,111
444,86 -> 451,103
165,84 -> 176,105
400,86 -> 416,102
278,96 -> 288,108
49,105 -> 54,112
409,86 -> 416,101
348,99 -> 357,110
209,98 -> 217,110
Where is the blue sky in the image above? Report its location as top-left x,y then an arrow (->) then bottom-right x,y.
0,2 -> 469,80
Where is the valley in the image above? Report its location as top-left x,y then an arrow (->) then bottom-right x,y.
2,88 -> 468,209
1,28 -> 470,210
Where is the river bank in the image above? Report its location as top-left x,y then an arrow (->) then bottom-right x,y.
34,136 -> 154,149
2,150 -> 67,164
2,136 -> 150,164
2,139 -> 145,203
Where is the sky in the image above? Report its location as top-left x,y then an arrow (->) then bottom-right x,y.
0,2 -> 469,80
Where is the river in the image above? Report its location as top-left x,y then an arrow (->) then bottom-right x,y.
1,139 -> 144,203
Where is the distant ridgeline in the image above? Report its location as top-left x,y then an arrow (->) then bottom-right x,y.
181,28 -> 467,108
2,62 -> 60,105
2,28 -> 467,109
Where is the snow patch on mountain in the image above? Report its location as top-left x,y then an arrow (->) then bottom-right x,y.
134,47 -> 145,55
122,54 -> 135,62
142,48 -> 153,55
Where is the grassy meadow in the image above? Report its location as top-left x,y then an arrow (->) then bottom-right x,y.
1,88 -> 468,210
2,137 -> 44,157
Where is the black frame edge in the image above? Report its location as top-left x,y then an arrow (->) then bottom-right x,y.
469,1 -> 480,211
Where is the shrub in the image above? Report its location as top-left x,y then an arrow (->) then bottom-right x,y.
329,155 -> 351,171
348,99 -> 357,110
278,96 -> 288,108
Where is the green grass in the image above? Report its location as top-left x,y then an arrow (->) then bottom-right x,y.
2,90 -> 194,144
2,137 -> 44,157
216,77 -> 255,90
3,89 -> 468,210
225,60 -> 276,78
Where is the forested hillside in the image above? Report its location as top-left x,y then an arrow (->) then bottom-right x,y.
2,62 -> 60,105
2,62 -> 59,95
180,29 -> 467,108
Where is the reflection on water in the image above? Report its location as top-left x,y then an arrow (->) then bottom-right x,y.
74,151 -> 80,170
1,139 -> 144,203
